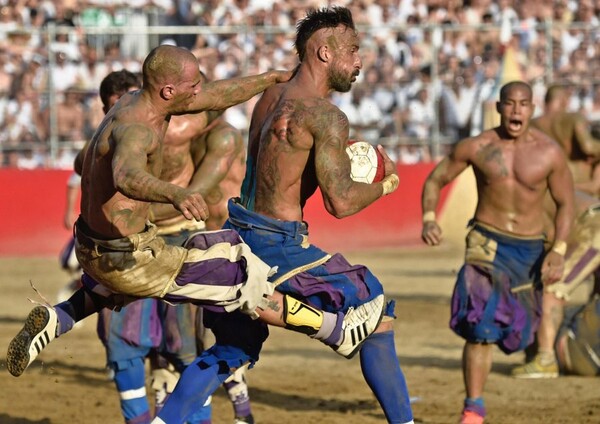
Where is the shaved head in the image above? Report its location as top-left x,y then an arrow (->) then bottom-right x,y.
142,45 -> 197,89
500,81 -> 532,102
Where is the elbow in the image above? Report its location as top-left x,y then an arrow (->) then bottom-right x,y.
113,171 -> 130,195
324,198 -> 357,219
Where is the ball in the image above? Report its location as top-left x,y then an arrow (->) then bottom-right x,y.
346,140 -> 385,183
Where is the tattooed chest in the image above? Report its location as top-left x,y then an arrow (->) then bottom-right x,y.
474,144 -> 547,189
474,145 -> 512,179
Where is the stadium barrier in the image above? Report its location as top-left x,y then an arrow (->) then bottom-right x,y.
0,164 -> 462,256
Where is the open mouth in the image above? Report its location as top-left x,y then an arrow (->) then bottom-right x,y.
508,119 -> 523,132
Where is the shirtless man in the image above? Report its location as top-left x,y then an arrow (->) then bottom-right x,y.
530,84 -> 600,193
144,72 -> 252,423
511,190 -> 600,379
421,81 -> 575,424
153,7 -> 413,424
7,46 -> 378,402
148,71 -> 245,233
510,84 -> 600,379
76,69 -> 252,423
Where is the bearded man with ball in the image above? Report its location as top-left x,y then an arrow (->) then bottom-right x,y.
160,6 -> 413,424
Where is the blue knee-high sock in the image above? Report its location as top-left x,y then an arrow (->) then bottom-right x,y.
360,331 -> 413,424
112,357 -> 152,424
156,358 -> 225,424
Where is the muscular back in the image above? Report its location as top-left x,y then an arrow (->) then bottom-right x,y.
80,91 -> 168,238
247,84 -> 332,221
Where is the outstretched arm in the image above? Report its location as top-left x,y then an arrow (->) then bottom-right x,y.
187,70 -> 292,113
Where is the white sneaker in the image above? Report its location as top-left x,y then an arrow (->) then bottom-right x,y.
7,305 -> 58,377
334,294 -> 385,359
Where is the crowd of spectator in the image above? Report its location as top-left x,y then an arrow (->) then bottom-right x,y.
1,0 -> 600,168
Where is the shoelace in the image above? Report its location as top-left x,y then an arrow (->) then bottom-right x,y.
27,280 -> 56,310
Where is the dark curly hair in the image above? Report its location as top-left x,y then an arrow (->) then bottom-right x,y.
99,69 -> 141,110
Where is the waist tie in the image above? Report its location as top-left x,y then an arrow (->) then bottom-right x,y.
75,218 -> 158,253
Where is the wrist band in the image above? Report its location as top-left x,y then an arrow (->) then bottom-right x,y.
381,174 -> 399,196
551,240 -> 567,256
423,211 -> 436,222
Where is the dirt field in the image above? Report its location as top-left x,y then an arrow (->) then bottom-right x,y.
1,245 -> 598,424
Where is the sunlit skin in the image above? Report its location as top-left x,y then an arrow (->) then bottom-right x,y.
531,85 -> 600,195
246,23 -> 399,335
421,82 -> 574,285
149,113 -> 246,231
78,45 -> 291,239
421,81 -> 576,406
249,24 -> 397,223
147,69 -> 245,230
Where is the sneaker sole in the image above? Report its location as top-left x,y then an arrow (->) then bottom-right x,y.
6,306 -> 55,377
341,300 -> 385,360
513,372 -> 558,379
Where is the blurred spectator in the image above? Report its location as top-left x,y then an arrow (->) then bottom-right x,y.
53,86 -> 86,143
405,87 -> 434,140
2,82 -> 43,147
0,49 -> 12,93
398,141 -> 431,164
16,145 -> 46,169
1,0 -> 600,168
338,83 -> 384,144
47,51 -> 80,93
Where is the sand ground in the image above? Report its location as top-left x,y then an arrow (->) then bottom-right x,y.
1,245 -> 598,424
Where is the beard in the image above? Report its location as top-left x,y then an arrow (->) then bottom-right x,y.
328,65 -> 354,93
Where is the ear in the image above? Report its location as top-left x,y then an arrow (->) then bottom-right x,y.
160,84 -> 175,101
317,44 -> 330,63
496,101 -> 501,114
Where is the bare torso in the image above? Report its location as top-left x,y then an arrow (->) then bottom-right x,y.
80,91 -> 168,238
192,120 -> 246,230
160,113 -> 209,186
57,100 -> 85,141
148,113 -> 210,227
467,127 -> 562,236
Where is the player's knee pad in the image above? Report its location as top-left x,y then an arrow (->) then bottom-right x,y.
282,294 -> 323,335
111,357 -> 151,422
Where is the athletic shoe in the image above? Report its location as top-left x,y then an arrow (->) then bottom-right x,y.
334,294 -> 385,359
6,305 -> 58,377
460,410 -> 485,424
234,414 -> 254,424
511,354 -> 559,379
